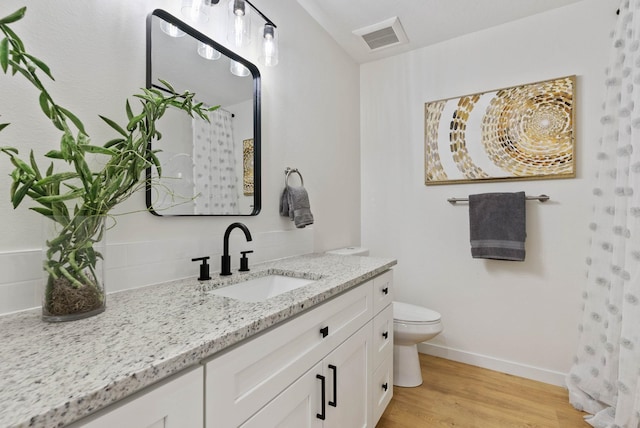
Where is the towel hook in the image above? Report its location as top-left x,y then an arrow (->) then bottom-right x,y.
285,167 -> 304,187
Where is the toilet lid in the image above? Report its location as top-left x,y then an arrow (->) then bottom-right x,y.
393,301 -> 441,323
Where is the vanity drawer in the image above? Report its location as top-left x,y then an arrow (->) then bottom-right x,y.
204,282 -> 373,428
373,303 -> 393,369
373,270 -> 393,315
372,354 -> 393,425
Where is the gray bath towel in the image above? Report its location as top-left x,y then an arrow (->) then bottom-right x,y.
469,192 -> 526,261
281,185 -> 314,228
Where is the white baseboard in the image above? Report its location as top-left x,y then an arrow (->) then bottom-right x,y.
417,342 -> 568,387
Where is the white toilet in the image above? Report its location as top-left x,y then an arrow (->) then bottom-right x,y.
393,301 -> 443,387
325,247 -> 443,387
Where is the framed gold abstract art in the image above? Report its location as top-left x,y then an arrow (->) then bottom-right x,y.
424,75 -> 575,185
243,138 -> 254,196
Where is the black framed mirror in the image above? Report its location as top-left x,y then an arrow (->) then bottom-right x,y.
146,9 -> 261,216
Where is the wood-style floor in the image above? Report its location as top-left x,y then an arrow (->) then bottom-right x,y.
376,354 -> 589,428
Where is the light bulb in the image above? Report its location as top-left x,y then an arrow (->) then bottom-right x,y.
160,21 -> 186,38
260,24 -> 278,67
181,0 -> 208,23
230,60 -> 250,77
198,42 -> 221,60
228,0 -> 251,47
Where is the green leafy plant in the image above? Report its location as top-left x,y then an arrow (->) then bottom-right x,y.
0,7 -> 211,319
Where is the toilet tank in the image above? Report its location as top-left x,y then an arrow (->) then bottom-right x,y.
325,247 -> 370,256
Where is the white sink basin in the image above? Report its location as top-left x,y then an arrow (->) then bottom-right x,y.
209,275 -> 316,302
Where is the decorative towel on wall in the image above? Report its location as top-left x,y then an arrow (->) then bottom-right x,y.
468,192 -> 526,261
280,185 -> 314,228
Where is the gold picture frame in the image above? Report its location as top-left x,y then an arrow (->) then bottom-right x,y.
424,75 -> 576,185
243,138 -> 254,196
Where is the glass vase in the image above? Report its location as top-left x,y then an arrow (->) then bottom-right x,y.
41,215 -> 106,322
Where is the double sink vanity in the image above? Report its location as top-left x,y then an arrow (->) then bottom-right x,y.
0,252 -> 396,427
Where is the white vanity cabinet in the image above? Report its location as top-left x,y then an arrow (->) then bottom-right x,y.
68,366 -> 204,428
204,270 -> 394,428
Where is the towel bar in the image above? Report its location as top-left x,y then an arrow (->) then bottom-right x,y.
447,194 -> 550,204
284,167 -> 304,187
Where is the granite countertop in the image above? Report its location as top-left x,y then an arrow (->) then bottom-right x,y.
0,253 -> 396,428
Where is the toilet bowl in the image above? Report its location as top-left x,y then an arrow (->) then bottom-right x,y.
393,301 -> 443,387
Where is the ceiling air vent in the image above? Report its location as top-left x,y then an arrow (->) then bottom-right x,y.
353,17 -> 408,52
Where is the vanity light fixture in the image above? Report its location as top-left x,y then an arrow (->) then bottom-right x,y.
205,0 -> 278,67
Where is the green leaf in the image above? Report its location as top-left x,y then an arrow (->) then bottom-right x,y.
103,138 -> 124,149
12,178 -> 34,208
82,145 -> 115,156
126,113 -> 145,131
60,132 -> 74,161
56,105 -> 86,135
35,188 -> 83,203
158,78 -> 175,93
99,115 -> 128,137
125,99 -> 133,120
22,53 -> 53,80
0,38 -> 8,73
44,149 -> 64,159
0,146 -> 18,155
3,26 -> 24,52
29,150 -> 42,180
0,7 -> 26,25
29,207 -> 54,217
0,122 -> 9,132
10,156 -> 35,176
39,92 -> 51,118
35,172 -> 78,187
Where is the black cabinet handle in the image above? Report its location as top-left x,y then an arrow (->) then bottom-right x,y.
316,374 -> 326,420
382,331 -> 388,339
328,364 -> 337,407
382,287 -> 389,295
382,382 -> 388,391
320,326 -> 329,338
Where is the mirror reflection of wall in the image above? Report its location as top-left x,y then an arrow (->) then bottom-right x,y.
146,10 -> 261,216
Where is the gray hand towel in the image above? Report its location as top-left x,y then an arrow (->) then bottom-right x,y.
286,185 -> 314,228
469,192 -> 526,261
279,187 -> 290,218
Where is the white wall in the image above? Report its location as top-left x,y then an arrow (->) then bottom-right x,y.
361,0 -> 615,385
0,0 -> 360,314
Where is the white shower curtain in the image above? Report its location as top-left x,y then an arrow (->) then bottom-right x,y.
567,2 -> 640,427
193,108 -> 240,214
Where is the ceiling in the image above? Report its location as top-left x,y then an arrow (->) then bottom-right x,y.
296,0 -> 586,64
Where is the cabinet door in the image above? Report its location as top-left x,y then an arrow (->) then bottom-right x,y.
240,362 -> 324,428
372,304 -> 393,370
323,324 -> 372,428
68,366 -> 203,428
372,355 -> 393,425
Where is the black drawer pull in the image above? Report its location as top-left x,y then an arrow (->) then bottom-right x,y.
382,287 -> 389,295
382,331 -> 388,339
316,374 -> 326,420
382,382 -> 388,391
320,326 -> 329,338
328,364 -> 337,407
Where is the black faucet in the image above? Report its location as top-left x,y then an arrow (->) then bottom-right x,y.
220,222 -> 252,276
